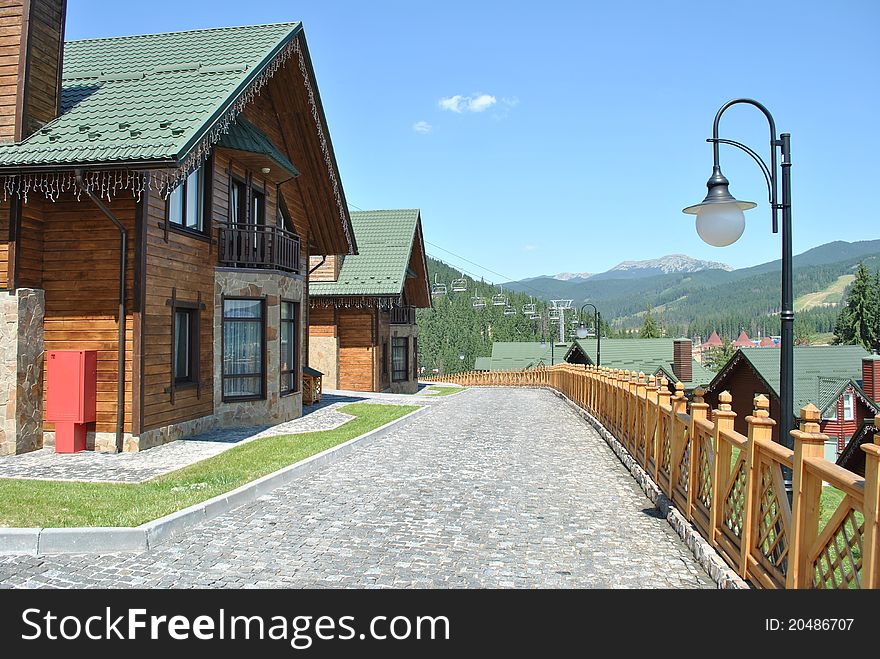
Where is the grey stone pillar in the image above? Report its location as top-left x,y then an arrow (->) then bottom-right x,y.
0,288 -> 45,455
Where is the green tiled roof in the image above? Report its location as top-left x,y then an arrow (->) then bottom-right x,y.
652,359 -> 716,389
488,341 -> 571,370
724,345 -> 871,417
218,117 -> 299,177
566,338 -> 674,371
0,23 -> 301,169
474,357 -> 492,371
310,210 -> 421,298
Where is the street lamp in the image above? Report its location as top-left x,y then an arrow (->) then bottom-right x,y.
576,303 -> 601,367
683,98 -> 794,463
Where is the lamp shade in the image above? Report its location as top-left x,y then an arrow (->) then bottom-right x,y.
683,166 -> 755,247
576,323 -> 589,339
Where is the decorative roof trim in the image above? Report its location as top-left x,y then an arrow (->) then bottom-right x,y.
309,295 -> 402,310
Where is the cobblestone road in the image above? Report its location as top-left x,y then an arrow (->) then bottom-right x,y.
0,388 -> 712,588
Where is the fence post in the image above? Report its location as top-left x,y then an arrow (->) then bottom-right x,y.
737,394 -> 774,582
862,413 -> 880,589
687,387 -> 710,521
655,378 -> 670,482
668,382 -> 687,498
786,404 -> 826,589
710,391 -> 736,549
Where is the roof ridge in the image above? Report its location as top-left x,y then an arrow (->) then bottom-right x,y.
65,22 -> 300,45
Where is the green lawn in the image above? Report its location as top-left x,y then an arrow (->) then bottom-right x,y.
0,403 -> 418,529
422,385 -> 466,397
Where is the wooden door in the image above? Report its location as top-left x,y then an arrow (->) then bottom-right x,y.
338,309 -> 375,391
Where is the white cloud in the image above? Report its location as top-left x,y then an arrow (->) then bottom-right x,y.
523,244 -> 538,252
438,93 -> 497,113
413,120 -> 432,134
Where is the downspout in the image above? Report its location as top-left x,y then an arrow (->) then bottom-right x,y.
75,170 -> 127,452
308,255 -> 326,275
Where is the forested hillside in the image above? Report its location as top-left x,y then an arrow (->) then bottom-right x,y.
417,258 -> 556,373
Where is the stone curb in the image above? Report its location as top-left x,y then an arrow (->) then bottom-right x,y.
1,405 -> 428,556
550,389 -> 749,590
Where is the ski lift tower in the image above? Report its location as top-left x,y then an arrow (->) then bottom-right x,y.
549,300 -> 573,345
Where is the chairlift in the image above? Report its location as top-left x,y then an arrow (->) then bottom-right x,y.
548,308 -> 560,321
529,313 -> 540,321
472,295 -> 486,309
431,273 -> 447,297
491,284 -> 507,307
451,277 -> 468,293
503,304 -> 516,316
522,303 -> 536,315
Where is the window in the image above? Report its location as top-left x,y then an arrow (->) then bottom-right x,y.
413,337 -> 419,380
173,308 -> 198,384
223,298 -> 265,400
252,188 -> 265,225
230,179 -> 247,224
822,403 -> 838,421
168,165 -> 205,231
392,337 -> 408,382
382,341 -> 388,377
843,393 -> 855,421
280,300 -> 299,395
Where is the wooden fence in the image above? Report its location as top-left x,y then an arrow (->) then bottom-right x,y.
426,364 -> 880,589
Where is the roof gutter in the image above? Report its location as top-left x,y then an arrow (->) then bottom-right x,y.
0,157 -> 178,176
75,169 -> 127,453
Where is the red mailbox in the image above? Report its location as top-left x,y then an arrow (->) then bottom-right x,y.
46,350 -> 97,453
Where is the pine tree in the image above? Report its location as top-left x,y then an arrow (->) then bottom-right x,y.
834,262 -> 880,351
641,306 -> 660,338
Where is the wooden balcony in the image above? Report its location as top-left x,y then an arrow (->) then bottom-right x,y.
390,305 -> 416,325
217,223 -> 301,273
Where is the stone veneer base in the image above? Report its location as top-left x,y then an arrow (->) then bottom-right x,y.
0,405 -> 427,555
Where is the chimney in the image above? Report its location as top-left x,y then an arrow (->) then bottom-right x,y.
673,337 -> 693,383
0,0 -> 67,143
864,353 -> 880,402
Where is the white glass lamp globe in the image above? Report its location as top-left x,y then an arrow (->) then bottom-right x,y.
694,202 -> 746,247
576,324 -> 589,339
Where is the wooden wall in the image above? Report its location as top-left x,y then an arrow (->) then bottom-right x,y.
308,255 -> 341,282
0,0 -> 25,142
0,199 -> 11,288
0,0 -> 65,143
705,364 -> 784,444
140,185 -> 214,433
338,308 -> 375,391
308,305 -> 336,337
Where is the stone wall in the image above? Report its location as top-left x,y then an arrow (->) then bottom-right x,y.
0,288 -> 45,455
212,269 -> 304,428
389,323 -> 420,395
308,335 -> 338,388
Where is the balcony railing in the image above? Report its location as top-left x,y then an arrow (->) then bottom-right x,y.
390,305 -> 416,325
217,223 -> 301,273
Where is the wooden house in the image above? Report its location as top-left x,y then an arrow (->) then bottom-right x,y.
0,11 -> 356,454
308,210 -> 430,394
703,346 -> 877,461
564,337 -> 713,392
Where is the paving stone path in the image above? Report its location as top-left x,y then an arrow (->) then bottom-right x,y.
0,388 -> 712,588
0,391 -> 440,484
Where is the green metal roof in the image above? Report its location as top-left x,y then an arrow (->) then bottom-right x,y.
721,345 -> 871,417
474,357 -> 492,371
652,360 -> 716,389
309,210 -> 422,298
488,341 -> 571,370
218,117 -> 299,177
0,23 -> 301,169
566,338 -> 674,371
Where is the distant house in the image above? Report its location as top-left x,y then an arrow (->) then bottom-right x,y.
484,341 -> 571,371
308,210 -> 430,394
703,346 -> 877,461
564,338 -> 713,392
731,330 -> 753,349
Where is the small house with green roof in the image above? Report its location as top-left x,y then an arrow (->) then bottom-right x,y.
703,346 -> 878,460
563,337 -> 711,391
486,341 -> 571,370
0,9 -> 356,455
308,209 -> 430,394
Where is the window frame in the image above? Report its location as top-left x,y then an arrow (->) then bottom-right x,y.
221,296 -> 267,402
382,340 -> 389,378
166,157 -> 212,237
280,299 -> 300,396
843,393 -> 855,421
230,176 -> 248,225
392,336 -> 409,382
412,336 -> 419,381
822,402 -> 838,422
172,303 -> 200,387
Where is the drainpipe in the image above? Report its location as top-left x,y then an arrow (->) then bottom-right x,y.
75,170 -> 127,453
308,255 -> 326,275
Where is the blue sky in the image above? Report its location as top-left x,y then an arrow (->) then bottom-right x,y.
67,1 -> 879,281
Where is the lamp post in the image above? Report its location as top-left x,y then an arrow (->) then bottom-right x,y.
683,98 -> 794,467
540,328 -> 555,365
576,303 -> 601,367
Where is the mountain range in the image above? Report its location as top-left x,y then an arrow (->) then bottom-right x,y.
503,239 -> 880,334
